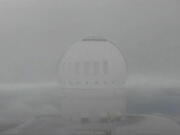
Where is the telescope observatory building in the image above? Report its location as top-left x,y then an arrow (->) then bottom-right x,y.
58,37 -> 127,118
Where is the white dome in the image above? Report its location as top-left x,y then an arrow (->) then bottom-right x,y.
58,37 -> 127,89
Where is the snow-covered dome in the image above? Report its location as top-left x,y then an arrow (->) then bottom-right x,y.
58,37 -> 127,89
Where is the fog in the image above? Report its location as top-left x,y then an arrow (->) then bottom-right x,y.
0,0 -> 179,83
0,0 -> 179,134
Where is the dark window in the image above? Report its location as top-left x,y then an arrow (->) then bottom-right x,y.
103,60 -> 109,75
94,61 -> 99,75
75,62 -> 80,75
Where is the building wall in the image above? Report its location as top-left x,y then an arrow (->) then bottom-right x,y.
60,89 -> 127,119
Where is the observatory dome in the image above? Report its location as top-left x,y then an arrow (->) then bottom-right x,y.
58,37 -> 127,89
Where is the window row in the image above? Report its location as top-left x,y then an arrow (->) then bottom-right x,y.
60,80 -> 116,85
62,60 -> 109,75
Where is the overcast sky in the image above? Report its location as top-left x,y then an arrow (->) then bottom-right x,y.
0,0 -> 179,84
